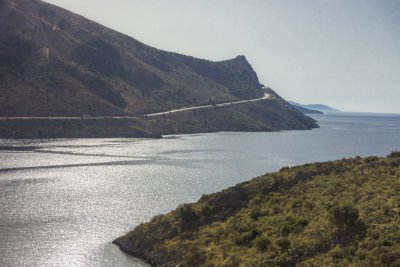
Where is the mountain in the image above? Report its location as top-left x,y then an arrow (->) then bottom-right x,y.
289,104 -> 323,114
0,0 -> 318,137
289,101 -> 340,113
114,152 -> 400,266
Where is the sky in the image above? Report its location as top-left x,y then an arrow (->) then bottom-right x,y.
44,0 -> 400,113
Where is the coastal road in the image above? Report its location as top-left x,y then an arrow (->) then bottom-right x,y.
0,93 -> 272,120
144,93 -> 271,117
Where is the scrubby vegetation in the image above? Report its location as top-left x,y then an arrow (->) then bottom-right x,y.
114,152 -> 400,266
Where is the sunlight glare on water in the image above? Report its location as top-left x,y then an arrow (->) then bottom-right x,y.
0,113 -> 400,266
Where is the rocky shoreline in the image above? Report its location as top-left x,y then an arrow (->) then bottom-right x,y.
113,238 -> 169,267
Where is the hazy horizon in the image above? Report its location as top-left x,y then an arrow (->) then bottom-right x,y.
44,0 -> 400,114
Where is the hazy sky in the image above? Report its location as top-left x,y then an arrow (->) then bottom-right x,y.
44,0 -> 400,113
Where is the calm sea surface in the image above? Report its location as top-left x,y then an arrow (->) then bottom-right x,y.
1,113 -> 400,266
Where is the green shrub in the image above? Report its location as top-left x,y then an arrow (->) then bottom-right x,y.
236,230 -> 260,245
388,151 -> 400,158
250,209 -> 262,220
201,204 -> 215,217
330,245 -> 345,259
279,166 -> 290,172
249,194 -> 266,206
253,235 -> 271,251
329,204 -> 359,228
290,199 -> 302,208
282,215 -> 309,234
176,204 -> 199,223
365,156 -> 379,163
276,238 -> 291,251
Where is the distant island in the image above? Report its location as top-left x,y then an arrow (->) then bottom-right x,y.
114,152 -> 400,266
288,103 -> 323,115
0,0 -> 317,138
289,101 -> 340,114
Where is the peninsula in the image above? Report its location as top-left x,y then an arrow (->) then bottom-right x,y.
115,152 -> 400,266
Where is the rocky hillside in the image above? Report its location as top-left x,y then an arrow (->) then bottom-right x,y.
0,0 -> 317,137
115,152 -> 400,266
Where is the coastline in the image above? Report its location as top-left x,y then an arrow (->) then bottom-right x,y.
113,153 -> 400,266
0,101 -> 319,139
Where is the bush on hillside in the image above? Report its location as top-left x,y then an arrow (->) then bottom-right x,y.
253,235 -> 271,251
276,238 -> 291,251
250,209 -> 263,220
282,215 -> 309,235
235,230 -> 260,245
176,204 -> 199,223
329,204 -> 359,228
388,151 -> 400,158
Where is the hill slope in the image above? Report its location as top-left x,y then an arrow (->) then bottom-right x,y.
0,0 -> 260,116
0,0 -> 317,137
115,152 -> 400,266
289,101 -> 339,113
